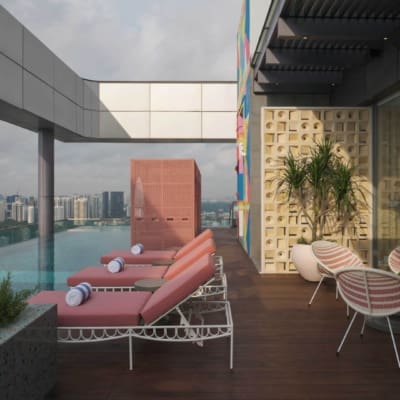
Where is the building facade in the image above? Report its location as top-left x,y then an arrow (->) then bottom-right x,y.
237,0 -> 400,272
109,192 -> 124,218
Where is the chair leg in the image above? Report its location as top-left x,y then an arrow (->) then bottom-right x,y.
308,276 -> 325,306
360,316 -> 366,336
386,317 -> 400,368
337,311 -> 358,355
129,335 -> 134,370
230,330 -> 234,370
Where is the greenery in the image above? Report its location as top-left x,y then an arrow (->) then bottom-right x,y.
0,273 -> 34,327
277,139 -> 366,242
296,236 -> 310,245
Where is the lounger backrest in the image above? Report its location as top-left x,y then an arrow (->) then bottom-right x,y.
163,238 -> 216,280
174,229 -> 213,260
141,253 -> 215,324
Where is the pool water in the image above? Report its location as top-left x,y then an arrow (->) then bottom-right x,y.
0,225 -> 130,290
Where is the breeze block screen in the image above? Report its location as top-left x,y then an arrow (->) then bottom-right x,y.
261,108 -> 372,274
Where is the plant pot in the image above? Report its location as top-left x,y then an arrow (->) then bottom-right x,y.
291,244 -> 321,282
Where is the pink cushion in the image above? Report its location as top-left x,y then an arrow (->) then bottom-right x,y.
100,249 -> 176,265
28,291 -> 151,326
141,253 -> 215,324
67,265 -> 168,287
175,229 -> 213,260
163,238 -> 216,280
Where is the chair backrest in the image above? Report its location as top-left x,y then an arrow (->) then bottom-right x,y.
311,240 -> 364,275
174,229 -> 213,260
388,247 -> 400,274
335,267 -> 400,317
141,253 -> 215,324
163,238 -> 216,280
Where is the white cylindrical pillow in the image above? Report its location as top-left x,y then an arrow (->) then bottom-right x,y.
107,256 -> 125,273
65,282 -> 92,306
131,243 -> 144,255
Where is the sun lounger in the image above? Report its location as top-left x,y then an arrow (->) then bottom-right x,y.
28,253 -> 233,370
67,238 -> 227,298
99,229 -> 213,265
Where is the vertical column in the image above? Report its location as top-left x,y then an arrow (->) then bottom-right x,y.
38,129 -> 54,289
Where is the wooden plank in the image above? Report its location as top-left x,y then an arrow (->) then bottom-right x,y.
46,228 -> 400,399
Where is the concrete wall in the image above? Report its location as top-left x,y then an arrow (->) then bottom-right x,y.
97,82 -> 236,141
0,6 -> 236,142
332,42 -> 400,106
249,93 -> 267,271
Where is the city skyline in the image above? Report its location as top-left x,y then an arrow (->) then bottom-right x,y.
0,0 -> 242,201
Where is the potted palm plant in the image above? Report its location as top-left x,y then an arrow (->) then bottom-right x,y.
277,139 -> 365,281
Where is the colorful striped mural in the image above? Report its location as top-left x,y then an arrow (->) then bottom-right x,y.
236,0 -> 251,253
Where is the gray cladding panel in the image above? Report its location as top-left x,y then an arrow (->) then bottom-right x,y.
54,92 -> 77,132
76,106 -> 83,135
83,80 -> 99,110
76,77 -> 84,107
91,111 -> 99,137
0,6 -> 23,64
23,71 -> 54,122
0,54 -> 22,107
23,29 -> 54,86
54,57 -> 79,104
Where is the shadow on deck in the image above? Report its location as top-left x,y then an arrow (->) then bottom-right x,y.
48,228 -> 400,400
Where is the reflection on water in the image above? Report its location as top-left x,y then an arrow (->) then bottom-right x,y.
0,226 -> 130,290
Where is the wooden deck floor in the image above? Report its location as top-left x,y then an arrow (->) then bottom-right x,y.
48,228 -> 400,399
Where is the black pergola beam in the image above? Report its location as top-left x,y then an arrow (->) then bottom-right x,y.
253,81 -> 330,94
265,48 -> 367,67
257,70 -> 342,85
277,17 -> 400,41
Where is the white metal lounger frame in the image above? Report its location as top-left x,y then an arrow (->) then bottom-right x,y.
90,255 -> 227,299
56,291 -> 233,370
91,274 -> 228,300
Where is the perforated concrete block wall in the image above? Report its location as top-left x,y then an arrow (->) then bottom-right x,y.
261,107 -> 372,274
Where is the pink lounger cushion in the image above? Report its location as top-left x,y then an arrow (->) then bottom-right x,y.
174,229 -> 213,260
28,291 -> 152,327
67,265 -> 168,287
141,253 -> 215,324
163,238 -> 216,280
100,249 -> 176,265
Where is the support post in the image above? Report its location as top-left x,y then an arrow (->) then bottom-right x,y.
38,129 -> 54,289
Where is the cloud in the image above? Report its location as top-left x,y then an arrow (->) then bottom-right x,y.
0,0 -> 241,200
53,141 -> 236,200
2,0 -> 241,80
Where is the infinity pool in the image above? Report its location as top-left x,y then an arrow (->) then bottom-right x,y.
0,225 -> 130,290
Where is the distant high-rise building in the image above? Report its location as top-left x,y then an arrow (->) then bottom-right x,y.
11,200 -> 26,222
62,196 -> 74,218
54,205 -> 65,221
89,194 -> 102,218
6,195 -> 19,219
102,191 -> 109,218
74,197 -> 88,221
0,200 -> 6,222
27,205 -> 36,224
110,192 -> 124,218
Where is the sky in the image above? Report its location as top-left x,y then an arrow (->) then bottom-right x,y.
0,0 -> 242,201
